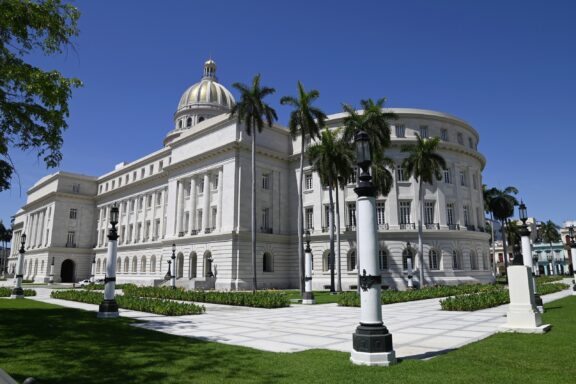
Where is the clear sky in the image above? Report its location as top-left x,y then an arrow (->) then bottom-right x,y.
1,0 -> 575,228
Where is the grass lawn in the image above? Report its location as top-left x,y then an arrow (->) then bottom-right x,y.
1,298 -> 576,383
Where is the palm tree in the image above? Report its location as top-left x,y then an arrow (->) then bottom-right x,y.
335,163 -> 355,292
230,74 -> 277,292
401,134 -> 447,287
483,185 -> 498,276
280,82 -> 326,293
539,220 -> 561,273
307,128 -> 354,292
487,186 -> 519,272
0,221 -> 11,275
342,99 -> 397,196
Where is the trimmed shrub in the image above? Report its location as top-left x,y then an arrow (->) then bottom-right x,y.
440,290 -> 510,311
536,275 -> 564,284
537,282 -> 569,295
50,290 -> 205,316
122,285 -> 290,308
0,287 -> 36,297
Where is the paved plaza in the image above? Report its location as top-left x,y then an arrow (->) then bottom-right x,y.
25,287 -> 572,360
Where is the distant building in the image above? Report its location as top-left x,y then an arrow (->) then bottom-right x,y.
8,60 -> 493,289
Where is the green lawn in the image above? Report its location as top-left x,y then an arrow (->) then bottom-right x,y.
283,290 -> 342,304
1,297 -> 576,383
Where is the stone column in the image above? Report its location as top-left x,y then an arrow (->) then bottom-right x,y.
189,178 -> 197,232
176,180 -> 184,235
202,174 -> 210,231
216,168 -> 223,230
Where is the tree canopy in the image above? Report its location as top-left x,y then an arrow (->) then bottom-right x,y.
0,0 -> 82,191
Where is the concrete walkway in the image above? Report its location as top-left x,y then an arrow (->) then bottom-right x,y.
28,287 -> 573,360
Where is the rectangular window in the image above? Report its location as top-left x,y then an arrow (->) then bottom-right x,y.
147,195 -> 152,208
118,178 -> 122,187
120,226 -> 126,243
463,205 -> 470,226
136,223 -> 142,242
262,208 -> 270,230
379,250 -> 388,270
468,137 -> 474,149
444,168 -> 452,184
128,224 -> 133,242
159,161 -> 164,171
141,168 -> 145,178
476,207 -> 482,228
396,166 -> 409,182
447,203 -> 455,226
460,170 -> 467,187
154,219 -> 160,239
305,207 -> 314,230
213,174 -> 219,190
66,231 -> 75,246
347,203 -> 357,227
69,208 -> 77,220
424,201 -> 435,225
133,171 -> 137,180
472,173 -> 478,190
156,192 -> 162,206
395,124 -> 405,138
262,173 -> 270,190
149,164 -> 154,175
348,167 -> 357,184
99,185 -> 103,194
145,221 -> 151,240
138,196 -> 144,210
72,183 -> 80,193
197,209 -> 203,230
198,181 -> 204,194
399,201 -> 411,224
457,132 -> 464,145
111,180 -> 115,189
125,174 -> 129,184
211,207 -> 217,228
304,173 -> 313,190
376,201 -> 386,225
419,125 -> 429,138
324,205 -> 330,228
441,129 -> 449,141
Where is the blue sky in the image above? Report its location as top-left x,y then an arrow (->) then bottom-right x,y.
1,0 -> 575,227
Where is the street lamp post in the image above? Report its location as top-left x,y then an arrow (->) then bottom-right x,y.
49,256 -> 54,284
11,234 -> 26,299
302,230 -> 315,304
568,225 -> 576,294
518,201 -> 543,311
90,256 -> 96,283
406,241 -> 414,289
98,203 -> 120,318
350,130 -> 395,366
171,243 -> 176,289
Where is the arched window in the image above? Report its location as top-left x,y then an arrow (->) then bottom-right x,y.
452,250 -> 462,270
470,250 -> 478,270
482,251 -> 488,270
429,249 -> 440,270
132,256 -> 138,273
103,258 -> 107,272
141,256 -> 147,273
203,251 -> 213,277
347,249 -> 356,271
322,250 -> 330,272
189,252 -> 197,278
150,255 -> 156,273
263,252 -> 273,272
186,117 -> 192,127
117,257 -> 122,273
177,253 -> 184,278
198,116 -> 205,123
379,248 -> 388,270
96,259 -> 101,274
403,248 -> 414,270
124,258 -> 129,274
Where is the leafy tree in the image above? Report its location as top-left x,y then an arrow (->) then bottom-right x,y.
401,134 -> 446,286
0,220 -> 12,273
0,0 -> 82,191
342,99 -> 397,196
307,128 -> 354,292
230,74 -> 277,293
487,186 -> 519,271
483,184 -> 498,275
280,82 -> 326,293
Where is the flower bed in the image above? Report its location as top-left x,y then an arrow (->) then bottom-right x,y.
0,287 -> 37,297
122,285 -> 291,308
50,290 -> 205,316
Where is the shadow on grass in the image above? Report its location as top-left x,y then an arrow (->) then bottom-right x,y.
0,300 -> 287,384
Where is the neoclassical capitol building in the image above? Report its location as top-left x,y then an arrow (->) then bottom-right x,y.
8,60 -> 493,290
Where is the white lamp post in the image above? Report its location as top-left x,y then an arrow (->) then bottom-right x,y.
49,256 -> 54,284
518,201 -> 543,311
98,203 -> 120,318
406,242 -> 414,289
568,225 -> 576,295
350,130 -> 396,366
302,230 -> 315,304
90,256 -> 96,283
11,234 -> 26,299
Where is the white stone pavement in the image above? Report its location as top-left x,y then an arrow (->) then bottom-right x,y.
26,287 -> 573,360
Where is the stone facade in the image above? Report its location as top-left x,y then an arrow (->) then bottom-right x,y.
8,60 -> 493,289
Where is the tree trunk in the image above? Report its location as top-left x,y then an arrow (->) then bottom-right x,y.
335,183 -> 342,292
418,179 -> 425,287
501,219 -> 509,282
298,140 -> 305,294
490,213 -> 497,276
328,181 -> 335,293
251,128 -> 257,293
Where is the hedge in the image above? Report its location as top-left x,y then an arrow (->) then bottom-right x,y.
122,285 -> 291,308
50,290 -> 205,316
0,287 -> 37,297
